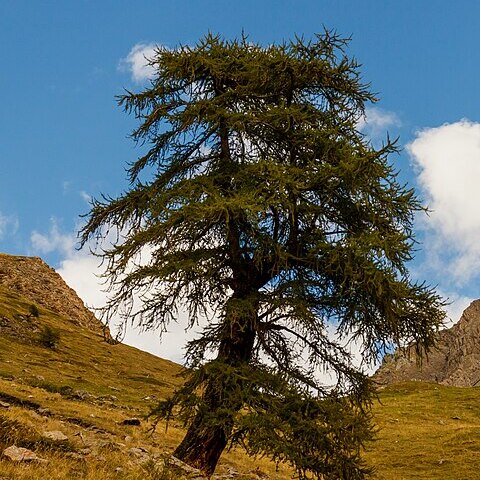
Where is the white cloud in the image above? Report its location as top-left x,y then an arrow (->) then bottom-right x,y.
408,120 -> 480,284
31,220 -> 76,257
79,191 -> 91,203
56,250 -> 194,364
119,43 -> 157,83
358,107 -> 401,144
62,181 -> 71,193
0,212 -> 19,240
440,291 -> 474,328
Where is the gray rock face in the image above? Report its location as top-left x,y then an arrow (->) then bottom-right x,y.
374,300 -> 480,386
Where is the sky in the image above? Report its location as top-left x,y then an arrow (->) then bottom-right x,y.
1,1 -> 480,366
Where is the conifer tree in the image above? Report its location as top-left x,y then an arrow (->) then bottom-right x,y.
81,32 -> 445,478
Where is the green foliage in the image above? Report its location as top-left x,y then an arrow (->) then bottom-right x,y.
28,304 -> 40,318
38,325 -> 61,350
81,31 -> 446,478
29,378 -> 73,396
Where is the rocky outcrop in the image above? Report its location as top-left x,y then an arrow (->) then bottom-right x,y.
374,300 -> 480,387
3,445 -> 47,463
0,253 -> 104,334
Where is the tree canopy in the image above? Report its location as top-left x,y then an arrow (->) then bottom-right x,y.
81,32 -> 445,479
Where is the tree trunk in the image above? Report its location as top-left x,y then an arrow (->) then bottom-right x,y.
173,411 -> 228,476
174,293 -> 257,476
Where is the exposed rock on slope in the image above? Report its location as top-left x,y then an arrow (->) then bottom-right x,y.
374,300 -> 480,387
0,253 -> 103,334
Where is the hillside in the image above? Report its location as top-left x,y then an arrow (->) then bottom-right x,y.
0,253 -> 103,334
0,254 -> 292,479
1,253 -> 480,478
365,381 -> 480,479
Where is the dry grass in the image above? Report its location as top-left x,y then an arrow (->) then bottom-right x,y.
365,381 -> 480,479
4,286 -> 480,478
0,286 -> 291,479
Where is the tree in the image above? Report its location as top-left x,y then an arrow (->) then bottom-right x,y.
80,32 -> 445,479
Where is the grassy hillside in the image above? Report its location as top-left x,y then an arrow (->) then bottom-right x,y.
2,284 -> 480,478
0,286 -> 292,479
366,381 -> 480,479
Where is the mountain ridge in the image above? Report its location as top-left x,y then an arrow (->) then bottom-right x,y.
0,253 -> 103,334
374,299 -> 480,387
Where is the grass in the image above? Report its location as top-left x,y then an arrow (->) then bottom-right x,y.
0,285 -> 291,479
3,284 -> 480,478
365,381 -> 480,479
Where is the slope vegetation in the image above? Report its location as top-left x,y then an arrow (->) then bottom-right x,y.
0,255 -> 291,479
366,381 -> 480,479
1,254 -> 480,478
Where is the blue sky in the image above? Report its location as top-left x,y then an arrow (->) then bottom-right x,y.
1,1 -> 479,362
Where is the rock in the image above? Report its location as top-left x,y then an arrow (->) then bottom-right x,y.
42,430 -> 68,442
128,447 -> 150,464
374,300 -> 480,387
0,401 -> 10,408
128,447 -> 149,456
37,407 -> 51,416
168,455 -> 203,474
98,394 -> 118,402
3,445 -> 47,463
71,389 -> 95,401
121,417 -> 141,426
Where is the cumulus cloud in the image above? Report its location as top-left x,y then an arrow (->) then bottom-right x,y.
0,212 -> 19,240
358,107 -> 401,145
56,250 -> 197,364
119,43 -> 157,83
31,220 -> 76,257
408,120 -> 480,284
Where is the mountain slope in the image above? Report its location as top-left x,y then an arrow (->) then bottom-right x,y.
0,254 -> 292,479
1,253 -> 480,478
0,253 -> 103,334
375,300 -> 480,387
365,381 -> 480,479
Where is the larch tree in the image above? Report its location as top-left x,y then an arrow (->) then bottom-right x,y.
80,32 -> 445,479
